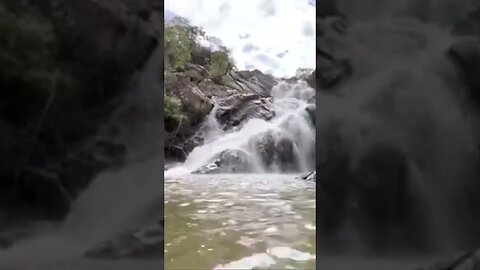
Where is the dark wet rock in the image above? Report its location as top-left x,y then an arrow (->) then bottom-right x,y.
13,168 -> 72,221
164,72 -> 214,159
316,125 -> 426,250
197,77 -> 243,98
215,93 -> 275,131
352,143 -> 426,249
316,58 -> 352,90
60,140 -> 127,198
317,0 -> 342,18
453,6 -> 480,39
299,171 -> 316,182
448,38 -> 480,106
0,0 -> 159,224
417,250 -> 480,270
316,127 -> 354,239
305,104 -> 316,125
232,69 -> 279,96
192,149 -> 253,174
164,73 -> 214,126
247,131 -> 299,172
314,16 -> 352,91
306,70 -> 316,89
93,140 -> 127,164
85,220 -> 163,259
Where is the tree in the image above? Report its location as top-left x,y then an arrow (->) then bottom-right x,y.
164,24 -> 197,72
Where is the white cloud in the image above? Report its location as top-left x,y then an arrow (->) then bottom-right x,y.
165,0 -> 316,78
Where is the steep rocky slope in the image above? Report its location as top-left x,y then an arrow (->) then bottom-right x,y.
0,0 -> 163,245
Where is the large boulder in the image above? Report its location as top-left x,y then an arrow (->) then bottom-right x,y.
247,131 -> 299,172
452,5 -> 480,39
351,143 -> 426,249
9,168 -> 71,221
164,73 -> 214,127
448,38 -> 480,107
164,72 -> 214,159
316,58 -> 352,90
192,149 -> 253,174
315,16 -> 352,91
316,125 -> 426,250
232,69 -> 279,96
305,104 -> 316,125
306,70 -> 316,89
215,93 -> 275,131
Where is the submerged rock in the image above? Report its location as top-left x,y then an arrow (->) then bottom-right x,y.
192,149 -> 253,174
299,171 -> 316,182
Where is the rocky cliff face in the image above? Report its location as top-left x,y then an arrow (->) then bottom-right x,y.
163,63 -> 286,160
0,0 -> 163,235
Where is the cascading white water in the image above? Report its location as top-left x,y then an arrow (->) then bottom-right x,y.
0,47 -> 164,269
0,157 -> 162,268
165,80 -> 316,177
317,0 -> 480,252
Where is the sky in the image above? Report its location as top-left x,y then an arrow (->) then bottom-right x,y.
165,0 -> 316,78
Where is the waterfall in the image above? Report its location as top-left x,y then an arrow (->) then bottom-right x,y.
165,80 -> 316,177
0,46 -> 164,268
317,0 -> 480,252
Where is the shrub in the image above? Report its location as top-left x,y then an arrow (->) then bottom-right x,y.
165,16 -> 235,78
164,94 -> 185,128
164,19 -> 198,72
208,48 -> 234,81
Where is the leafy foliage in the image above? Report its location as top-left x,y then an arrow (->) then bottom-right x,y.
208,49 -> 234,82
164,93 -> 185,126
164,23 -> 197,72
164,16 -> 235,79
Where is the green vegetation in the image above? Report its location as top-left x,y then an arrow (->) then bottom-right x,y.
164,22 -> 197,72
164,93 -> 185,128
164,17 -> 235,81
164,17 -> 236,130
208,49 -> 234,83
